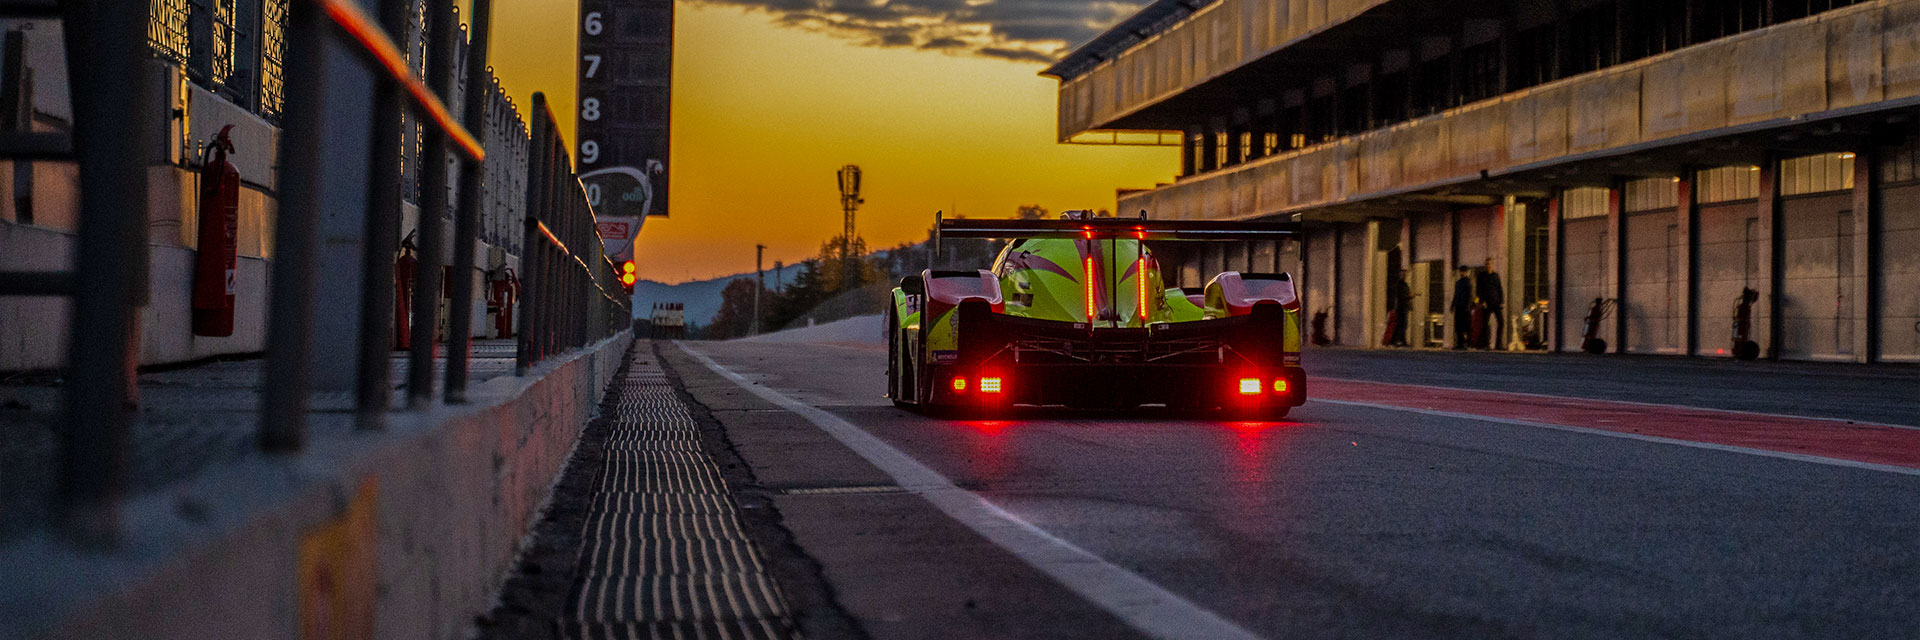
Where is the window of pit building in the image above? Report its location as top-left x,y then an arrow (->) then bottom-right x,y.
1624,177 -> 1680,213
1779,153 -> 1855,197
1879,134 -> 1920,185
1696,166 -> 1763,204
1562,187 -> 1611,220
150,0 -> 281,117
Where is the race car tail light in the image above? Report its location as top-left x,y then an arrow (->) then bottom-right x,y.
1238,378 -> 1262,395
1272,379 -> 1289,394
951,377 -> 967,392
1084,256 -> 1097,321
979,377 -> 1003,394
1135,229 -> 1149,321
1136,254 -> 1149,320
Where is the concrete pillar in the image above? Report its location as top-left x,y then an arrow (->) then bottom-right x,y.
1761,158 -> 1783,360
1364,220 -> 1382,348
1548,196 -> 1563,352
1181,128 -> 1198,177
1852,145 -> 1880,362
1442,209 -> 1458,348
1200,126 -> 1219,173
1496,196 -> 1518,350
1331,225 -> 1344,344
1606,180 -> 1627,353
1677,175 -> 1697,355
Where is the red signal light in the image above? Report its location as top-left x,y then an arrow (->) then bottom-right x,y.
620,272 -> 636,286
622,260 -> 637,274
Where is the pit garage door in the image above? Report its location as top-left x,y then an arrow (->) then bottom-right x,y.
1559,217 -> 1609,351
1777,193 -> 1855,361
1624,208 -> 1682,354
1693,202 -> 1765,357
1880,184 -> 1920,362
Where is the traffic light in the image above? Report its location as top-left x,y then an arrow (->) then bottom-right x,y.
619,260 -> 636,294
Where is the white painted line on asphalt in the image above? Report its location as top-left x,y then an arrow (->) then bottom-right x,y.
1317,376 -> 1920,431
1317,398 -> 1920,478
677,342 -> 1267,640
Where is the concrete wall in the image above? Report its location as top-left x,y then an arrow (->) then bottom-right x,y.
0,332 -> 634,640
1455,207 -> 1496,270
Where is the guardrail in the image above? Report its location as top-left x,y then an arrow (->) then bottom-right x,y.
517,92 -> 630,375
6,0 -> 628,547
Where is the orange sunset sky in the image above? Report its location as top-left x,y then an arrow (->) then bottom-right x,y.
480,0 -> 1175,284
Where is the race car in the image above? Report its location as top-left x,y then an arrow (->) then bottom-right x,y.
885,211 -> 1305,418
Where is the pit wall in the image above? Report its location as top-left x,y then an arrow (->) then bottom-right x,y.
0,331 -> 634,640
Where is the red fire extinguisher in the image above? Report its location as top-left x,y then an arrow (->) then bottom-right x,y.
490,269 -> 518,339
1580,297 -> 1616,354
191,125 -> 240,337
395,230 -> 417,350
1731,288 -> 1760,360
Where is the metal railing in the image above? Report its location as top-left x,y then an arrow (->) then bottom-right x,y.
516,92 -> 629,376
0,0 -> 628,547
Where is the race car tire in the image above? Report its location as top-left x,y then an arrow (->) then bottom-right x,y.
886,306 -> 911,409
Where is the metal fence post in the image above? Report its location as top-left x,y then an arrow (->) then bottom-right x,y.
57,0 -> 157,548
354,0 -> 413,429
516,93 -> 548,375
446,0 -> 495,402
408,0 -> 458,407
261,0 -> 330,453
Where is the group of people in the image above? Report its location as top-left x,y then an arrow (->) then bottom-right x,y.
1450,266 -> 1505,350
1380,264 -> 1505,350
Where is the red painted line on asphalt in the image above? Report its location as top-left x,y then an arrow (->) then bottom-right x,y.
1314,379 -> 1920,470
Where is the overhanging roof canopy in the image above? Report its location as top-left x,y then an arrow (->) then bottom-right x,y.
1041,0 -> 1220,81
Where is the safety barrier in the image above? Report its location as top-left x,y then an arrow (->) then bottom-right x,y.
0,0 -> 628,548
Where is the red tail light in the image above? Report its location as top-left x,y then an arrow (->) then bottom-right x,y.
979,377 -> 1003,393
1238,378 -> 1262,395
1083,256 -> 1097,321
951,377 -> 968,392
1272,379 -> 1289,394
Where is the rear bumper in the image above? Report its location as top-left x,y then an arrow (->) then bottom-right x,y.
929,363 -> 1306,409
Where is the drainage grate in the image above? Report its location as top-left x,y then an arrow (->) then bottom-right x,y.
779,484 -> 906,496
559,357 -> 796,639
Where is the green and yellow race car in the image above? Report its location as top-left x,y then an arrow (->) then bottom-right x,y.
886,211 -> 1306,418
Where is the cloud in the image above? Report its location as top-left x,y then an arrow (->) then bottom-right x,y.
689,0 -> 1144,65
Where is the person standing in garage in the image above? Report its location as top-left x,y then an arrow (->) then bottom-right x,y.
1450,266 -> 1474,350
1385,267 -> 1413,347
1478,269 -> 1506,351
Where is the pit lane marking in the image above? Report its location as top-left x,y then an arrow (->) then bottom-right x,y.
678,342 -> 1267,640
1317,399 -> 1920,478
1317,376 -> 1920,431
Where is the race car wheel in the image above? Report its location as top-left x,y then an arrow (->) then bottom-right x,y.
886,306 -> 911,409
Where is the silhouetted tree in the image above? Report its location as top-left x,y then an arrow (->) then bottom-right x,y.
707,278 -> 771,339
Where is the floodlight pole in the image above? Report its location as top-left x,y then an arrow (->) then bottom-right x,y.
753,244 -> 764,336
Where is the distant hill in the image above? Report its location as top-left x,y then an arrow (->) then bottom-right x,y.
632,269 -> 798,325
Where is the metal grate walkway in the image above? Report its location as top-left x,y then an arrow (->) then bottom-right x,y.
559,353 -> 796,640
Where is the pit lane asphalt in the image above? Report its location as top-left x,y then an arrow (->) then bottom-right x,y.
665,340 -> 1920,640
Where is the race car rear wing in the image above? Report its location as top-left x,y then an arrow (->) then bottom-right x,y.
933,211 -> 1299,256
